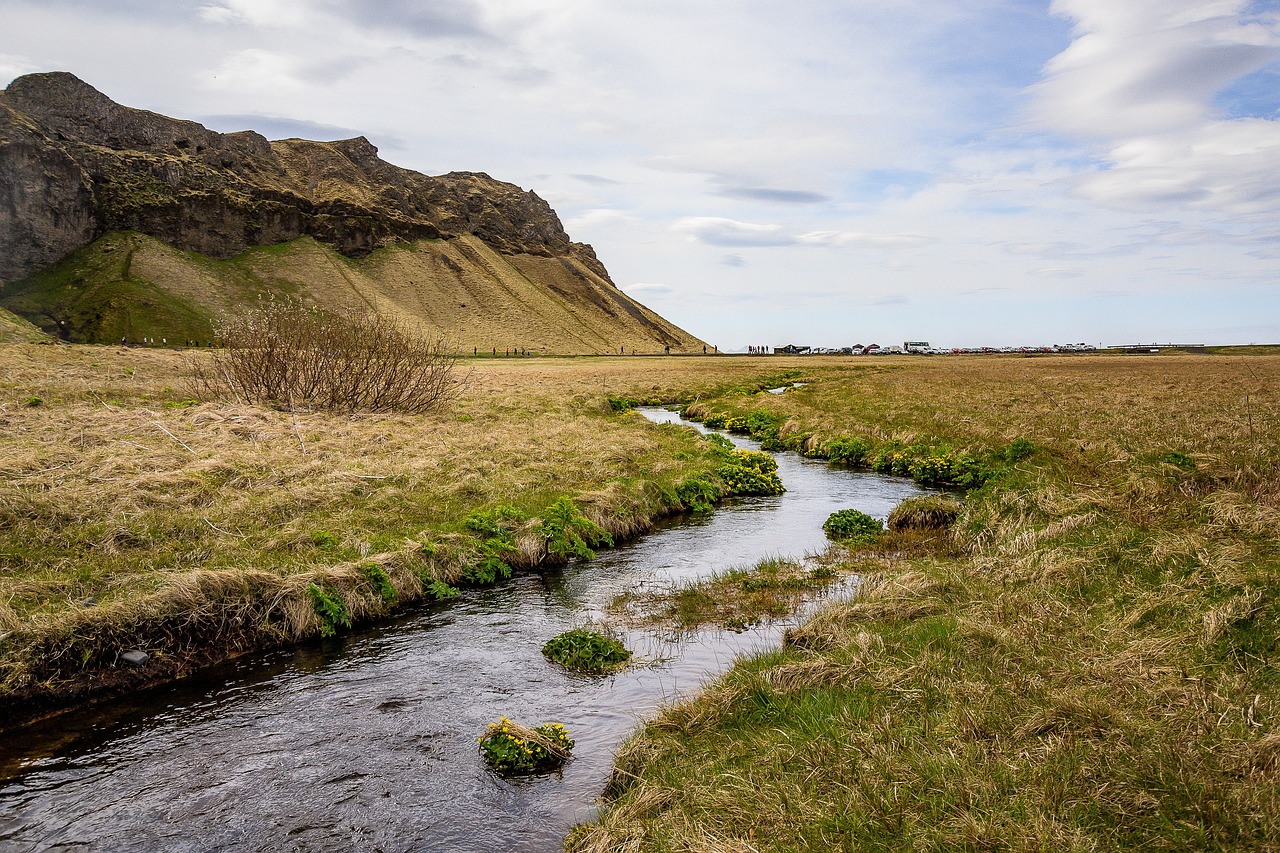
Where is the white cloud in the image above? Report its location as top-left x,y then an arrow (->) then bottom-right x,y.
1032,1 -> 1280,217
672,217 -> 794,248
797,231 -> 929,249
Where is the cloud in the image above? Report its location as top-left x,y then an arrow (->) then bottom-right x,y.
720,254 -> 748,267
672,217 -> 794,248
563,209 -> 637,231
1031,1 -> 1280,216
622,282 -> 672,295
0,52 -> 38,82
329,0 -> 490,40
714,187 -> 831,205
204,49 -> 306,93
570,173 -> 623,187
1032,267 -> 1086,278
198,0 -> 312,28
797,230 -> 929,248
198,113 -> 363,140
673,218 -> 930,252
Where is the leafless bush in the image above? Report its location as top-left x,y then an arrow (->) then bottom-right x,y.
193,302 -> 464,413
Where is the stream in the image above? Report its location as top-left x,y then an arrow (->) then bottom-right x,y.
0,408 -> 935,852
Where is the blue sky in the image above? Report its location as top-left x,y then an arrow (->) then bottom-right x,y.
2,0 -> 1279,348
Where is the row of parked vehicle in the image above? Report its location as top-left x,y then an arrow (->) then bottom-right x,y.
780,343 -> 1099,355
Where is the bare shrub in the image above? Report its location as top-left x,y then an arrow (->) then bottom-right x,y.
193,302 -> 464,413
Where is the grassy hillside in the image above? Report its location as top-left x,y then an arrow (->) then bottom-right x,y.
570,353 -> 1280,851
0,307 -> 47,343
0,232 -> 705,353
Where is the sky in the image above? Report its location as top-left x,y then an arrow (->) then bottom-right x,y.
2,0 -> 1279,349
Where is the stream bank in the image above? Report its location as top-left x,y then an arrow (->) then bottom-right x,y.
0,408 -> 934,851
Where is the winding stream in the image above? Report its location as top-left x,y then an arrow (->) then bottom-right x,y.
0,408 -> 934,852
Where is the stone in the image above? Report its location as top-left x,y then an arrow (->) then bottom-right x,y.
121,650 -> 149,667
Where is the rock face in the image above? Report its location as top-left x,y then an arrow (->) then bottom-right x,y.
0,72 -> 602,275
0,71 -> 701,350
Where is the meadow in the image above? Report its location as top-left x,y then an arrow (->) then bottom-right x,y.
0,344 -> 793,724
569,352 -> 1280,851
5,344 -> 1279,851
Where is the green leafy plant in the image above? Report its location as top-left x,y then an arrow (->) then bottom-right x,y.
479,717 -> 574,773
462,505 -> 522,584
426,579 -> 461,600
306,583 -> 351,637
1158,450 -> 1197,472
718,449 -> 785,496
543,628 -> 631,673
1003,437 -> 1036,463
311,530 -> 339,549
823,509 -> 884,543
360,562 -> 396,604
538,497 -> 613,562
676,476 -> 719,512
24,396 -> 43,408
825,436 -> 871,466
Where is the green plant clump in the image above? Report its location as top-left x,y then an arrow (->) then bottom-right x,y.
462,505 -> 522,584
539,497 -> 613,562
718,448 -> 785,496
360,562 -> 396,604
825,436 -> 871,466
676,476 -> 719,512
426,580 -> 461,600
823,508 -> 884,542
311,530 -> 338,549
306,583 -> 351,637
479,717 -> 575,773
542,628 -> 632,673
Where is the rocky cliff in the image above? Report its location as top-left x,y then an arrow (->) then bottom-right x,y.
0,72 -> 701,352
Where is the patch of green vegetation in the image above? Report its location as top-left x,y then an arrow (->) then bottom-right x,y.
542,628 -> 631,673
311,530 -> 339,550
675,475 -> 719,512
822,508 -> 883,542
360,562 -> 396,604
425,580 -> 461,601
538,497 -> 613,562
1,234 -> 214,343
305,583 -> 351,637
479,717 -> 574,774
461,504 -> 522,585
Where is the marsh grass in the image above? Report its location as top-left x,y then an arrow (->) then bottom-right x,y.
0,345 -> 801,721
570,353 -> 1280,851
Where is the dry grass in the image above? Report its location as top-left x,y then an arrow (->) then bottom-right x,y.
570,351 -> 1280,852
0,344 -> 801,719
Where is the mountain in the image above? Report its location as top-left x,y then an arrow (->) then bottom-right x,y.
0,72 -> 704,352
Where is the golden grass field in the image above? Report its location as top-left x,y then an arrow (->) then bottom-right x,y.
567,351 -> 1280,852
5,343 -> 1280,849
0,343 -> 792,724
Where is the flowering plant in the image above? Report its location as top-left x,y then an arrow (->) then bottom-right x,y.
478,717 -> 574,772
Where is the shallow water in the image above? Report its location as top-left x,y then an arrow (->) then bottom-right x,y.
0,408 -> 933,852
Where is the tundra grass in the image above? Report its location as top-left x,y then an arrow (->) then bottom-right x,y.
569,353 -> 1280,851
0,344 -> 805,724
